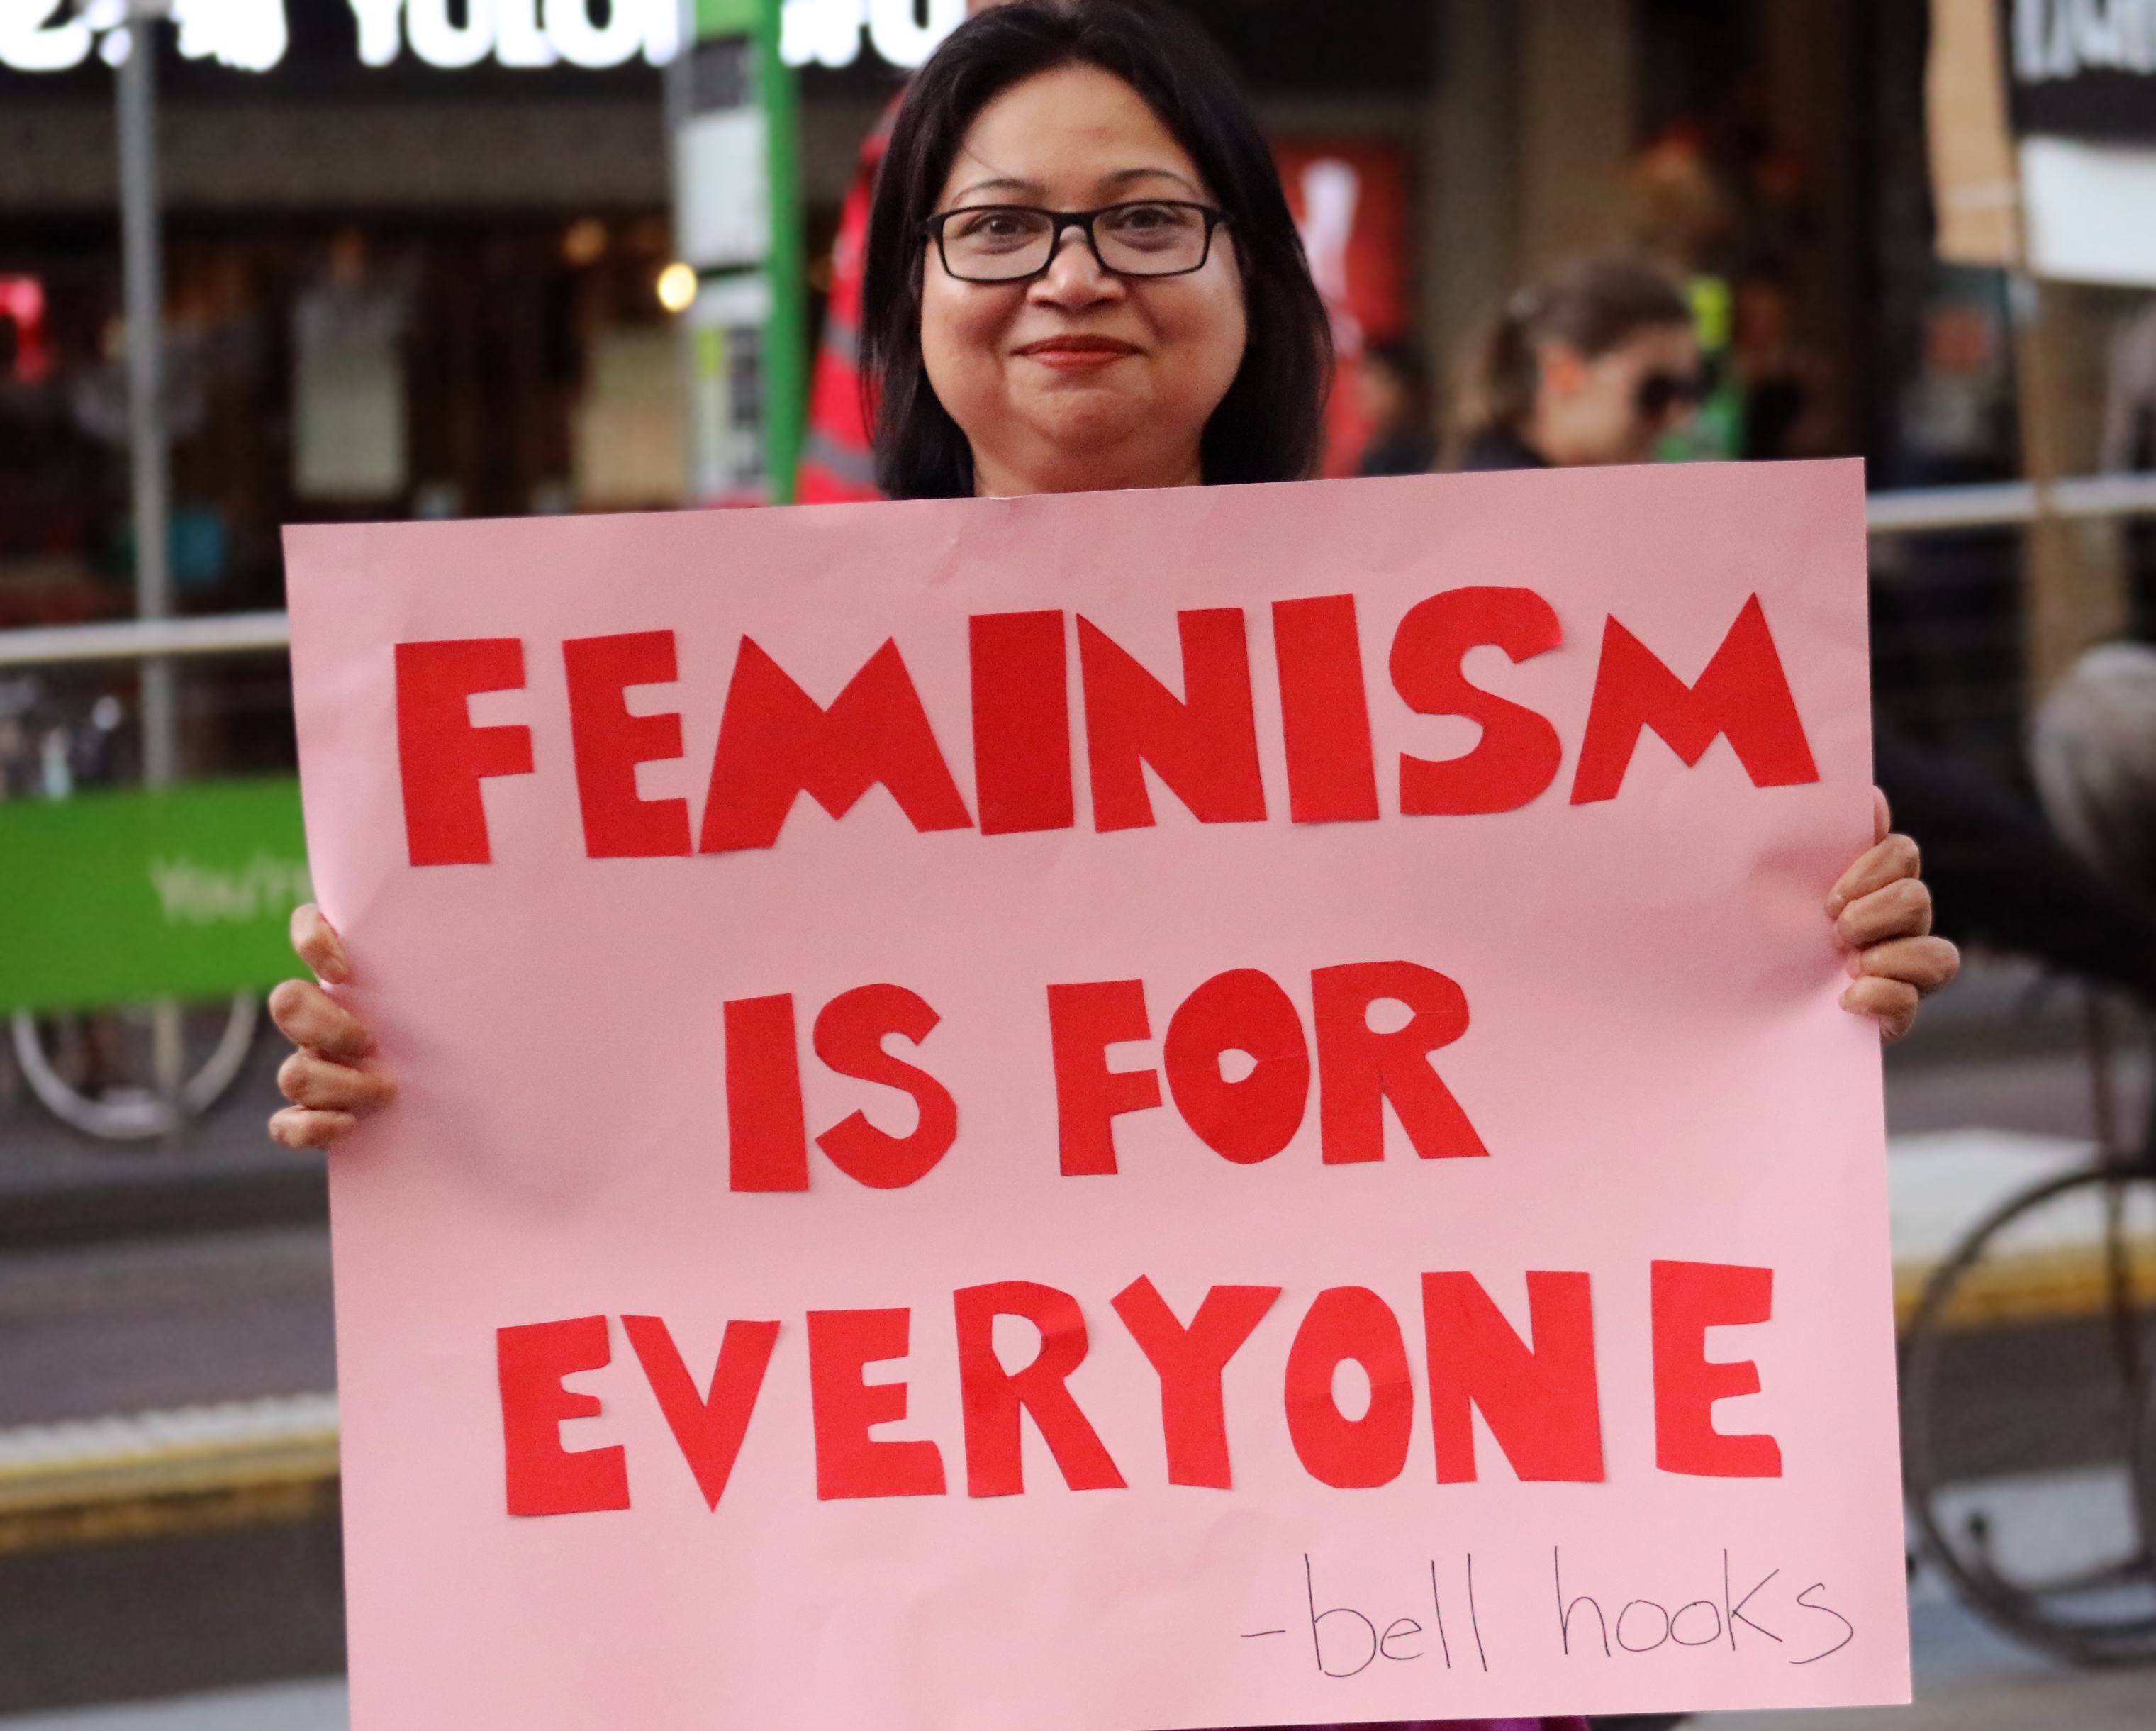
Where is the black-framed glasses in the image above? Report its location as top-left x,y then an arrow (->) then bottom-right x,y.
923,201 -> 1229,284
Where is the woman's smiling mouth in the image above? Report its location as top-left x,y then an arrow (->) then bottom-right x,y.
1015,334 -> 1144,369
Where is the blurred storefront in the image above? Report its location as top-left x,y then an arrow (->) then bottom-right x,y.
0,5 -> 690,779
0,1 -> 2077,762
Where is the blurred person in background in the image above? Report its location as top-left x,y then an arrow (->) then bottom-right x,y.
1451,256 -> 2156,1015
1448,255 -> 1703,473
2033,645 -> 2156,909
797,91 -> 898,503
1353,335 -> 1436,477
1882,306 -> 2156,1012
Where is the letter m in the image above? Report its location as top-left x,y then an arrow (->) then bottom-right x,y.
1568,595 -> 1819,804
700,638 -> 974,851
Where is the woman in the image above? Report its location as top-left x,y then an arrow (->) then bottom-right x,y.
857,0 -> 1328,499
274,0 -> 1949,1186
1451,256 -> 1704,473
268,15 -> 1953,1727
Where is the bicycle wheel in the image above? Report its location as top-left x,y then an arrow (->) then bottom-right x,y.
11,994 -> 260,1140
1902,1162 -> 2156,1664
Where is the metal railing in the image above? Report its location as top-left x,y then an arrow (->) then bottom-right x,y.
1863,471 -> 2156,535
0,608 -> 291,669
4,474 -> 2156,671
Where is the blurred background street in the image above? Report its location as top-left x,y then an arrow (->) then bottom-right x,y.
7,0 -> 2156,1722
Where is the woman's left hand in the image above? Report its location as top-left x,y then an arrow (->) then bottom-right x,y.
1826,788 -> 1960,1042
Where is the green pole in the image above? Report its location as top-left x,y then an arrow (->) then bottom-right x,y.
678,0 -> 805,504
753,0 -> 804,503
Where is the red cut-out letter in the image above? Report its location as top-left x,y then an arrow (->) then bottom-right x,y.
621,1314 -> 780,1509
396,638 -> 534,866
1391,587 -> 1564,816
1283,1286 -> 1414,1488
1077,610 -> 1266,830
1046,980 -> 1161,1176
562,630 -> 692,858
1310,961 -> 1485,1164
1421,1271 -> 1604,1483
699,638 -> 973,851
806,1308 -> 947,1500
497,1314 -> 630,1517
725,993 -> 808,1192
1273,594 -> 1379,824
812,984 -> 956,1189
1651,1260 -> 1783,1477
1162,969 -> 1311,1164
1569,596 -> 1820,804
971,611 -> 1073,835
1110,1276 -> 1280,1488
954,1281 -> 1127,1497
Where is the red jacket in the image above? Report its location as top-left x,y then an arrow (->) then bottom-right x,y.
798,96 -> 898,503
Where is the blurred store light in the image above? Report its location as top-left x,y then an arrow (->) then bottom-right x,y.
656,262 -> 699,313
347,0 -> 400,63
545,0 -> 651,68
2011,0 -> 2156,80
494,0 -> 556,64
778,0 -> 959,69
371,0 -> 678,69
0,0 -> 94,69
562,218 -> 610,267
1,0 -> 285,72
0,0 -> 679,72
0,277 -> 48,384
171,0 -> 288,72
402,0 -> 492,68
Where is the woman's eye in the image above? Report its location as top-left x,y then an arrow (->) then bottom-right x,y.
955,210 -> 1042,245
1105,204 -> 1188,243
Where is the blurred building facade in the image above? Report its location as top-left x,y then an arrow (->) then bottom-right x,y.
0,1 -> 2025,714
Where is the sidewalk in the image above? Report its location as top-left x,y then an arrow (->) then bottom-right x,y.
2,1576 -> 2150,1731
0,1037 -> 323,1251
0,1680 -> 346,1731
1697,1568 -> 2156,1730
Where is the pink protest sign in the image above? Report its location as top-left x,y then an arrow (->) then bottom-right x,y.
286,460 -> 1906,1731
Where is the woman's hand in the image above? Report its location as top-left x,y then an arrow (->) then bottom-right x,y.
257,791 -> 1953,1142
267,904 -> 396,1150
1827,789 -> 1960,1042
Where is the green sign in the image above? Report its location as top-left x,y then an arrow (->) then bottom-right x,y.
0,778 -> 310,1013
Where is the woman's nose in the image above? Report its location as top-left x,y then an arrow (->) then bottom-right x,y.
1029,226 -> 1120,304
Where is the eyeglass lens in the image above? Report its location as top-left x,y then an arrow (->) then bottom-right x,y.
939,204 -> 1212,282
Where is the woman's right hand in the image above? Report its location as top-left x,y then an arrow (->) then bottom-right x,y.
267,903 -> 396,1150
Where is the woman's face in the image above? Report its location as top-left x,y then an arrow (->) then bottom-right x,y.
919,63 -> 1248,496
1529,321 -> 1701,467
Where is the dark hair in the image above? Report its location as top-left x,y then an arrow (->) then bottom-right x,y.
1453,255 -> 1692,447
860,0 -> 1331,499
